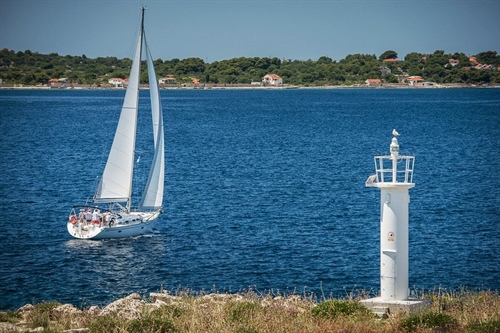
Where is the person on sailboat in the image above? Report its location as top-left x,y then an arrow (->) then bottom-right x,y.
78,209 -> 85,223
85,209 -> 92,224
104,213 -> 113,228
92,209 -> 100,225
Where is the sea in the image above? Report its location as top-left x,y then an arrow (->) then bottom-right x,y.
0,88 -> 498,310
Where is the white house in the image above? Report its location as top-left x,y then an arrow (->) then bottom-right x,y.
48,77 -> 70,88
407,76 -> 424,86
108,78 -> 125,88
159,76 -> 176,84
262,74 -> 283,86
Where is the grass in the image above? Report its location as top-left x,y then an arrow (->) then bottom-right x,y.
1,288 -> 498,333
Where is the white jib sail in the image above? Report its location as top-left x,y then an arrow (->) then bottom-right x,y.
139,34 -> 164,210
95,25 -> 143,205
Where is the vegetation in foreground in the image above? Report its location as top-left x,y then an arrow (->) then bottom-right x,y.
0,289 -> 499,332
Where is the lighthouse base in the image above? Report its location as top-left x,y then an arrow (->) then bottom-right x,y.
360,297 -> 429,317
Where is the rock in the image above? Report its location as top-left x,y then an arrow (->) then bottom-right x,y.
86,306 -> 100,316
149,292 -> 182,304
28,327 -> 43,332
53,304 -> 82,316
200,293 -> 244,303
100,293 -> 145,320
16,304 -> 34,315
0,322 -> 23,332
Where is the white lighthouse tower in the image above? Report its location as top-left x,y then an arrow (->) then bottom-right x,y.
361,130 -> 427,316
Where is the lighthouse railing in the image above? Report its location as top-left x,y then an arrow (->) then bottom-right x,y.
372,155 -> 415,184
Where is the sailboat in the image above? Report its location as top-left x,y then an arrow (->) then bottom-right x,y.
67,7 -> 164,240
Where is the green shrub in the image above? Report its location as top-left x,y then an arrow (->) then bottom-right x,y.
0,311 -> 22,324
400,311 -> 457,331
227,301 -> 261,323
158,304 -> 184,319
467,320 -> 500,333
311,300 -> 374,320
127,316 -> 176,333
235,327 -> 259,333
87,314 -> 122,333
25,302 -> 61,329
127,307 -> 178,333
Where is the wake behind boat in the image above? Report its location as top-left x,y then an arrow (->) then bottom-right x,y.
67,7 -> 164,240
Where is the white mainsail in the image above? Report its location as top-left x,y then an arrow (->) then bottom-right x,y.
94,11 -> 147,210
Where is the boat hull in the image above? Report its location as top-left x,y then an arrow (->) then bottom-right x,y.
67,211 -> 160,240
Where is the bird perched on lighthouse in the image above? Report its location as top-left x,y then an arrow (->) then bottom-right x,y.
392,129 -> 400,137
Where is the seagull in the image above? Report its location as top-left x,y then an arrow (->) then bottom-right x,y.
392,129 -> 400,137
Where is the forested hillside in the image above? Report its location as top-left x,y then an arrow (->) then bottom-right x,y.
1,48 -> 499,86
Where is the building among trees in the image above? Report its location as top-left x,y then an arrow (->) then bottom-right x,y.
262,74 -> 282,86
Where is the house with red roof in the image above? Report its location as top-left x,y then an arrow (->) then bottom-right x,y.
108,78 -> 125,88
159,76 -> 176,84
48,77 -> 69,88
475,64 -> 494,70
407,76 -> 424,86
48,78 -> 59,87
365,78 -> 382,87
262,74 -> 283,86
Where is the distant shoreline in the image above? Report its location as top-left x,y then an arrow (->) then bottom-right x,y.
1,83 -> 500,90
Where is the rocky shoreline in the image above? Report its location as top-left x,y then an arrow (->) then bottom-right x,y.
0,292 -> 312,333
1,290 -> 498,333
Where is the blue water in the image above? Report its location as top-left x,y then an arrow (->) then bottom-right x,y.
0,88 -> 499,310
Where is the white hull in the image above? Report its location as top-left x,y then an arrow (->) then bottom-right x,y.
67,211 -> 160,240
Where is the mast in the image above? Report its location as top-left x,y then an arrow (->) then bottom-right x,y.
141,6 -> 146,37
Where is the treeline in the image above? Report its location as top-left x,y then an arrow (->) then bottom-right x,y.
1,48 -> 499,86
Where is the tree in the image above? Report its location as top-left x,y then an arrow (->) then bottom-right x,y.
379,50 -> 398,61
255,57 -> 271,69
475,51 -> 500,65
408,66 -> 424,77
427,50 -> 450,67
317,56 -> 332,64
382,73 -> 399,83
404,52 -> 424,63
174,57 -> 205,74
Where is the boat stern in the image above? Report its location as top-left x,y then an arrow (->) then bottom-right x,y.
67,221 -> 104,239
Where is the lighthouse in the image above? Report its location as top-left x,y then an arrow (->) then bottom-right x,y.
361,130 -> 427,316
